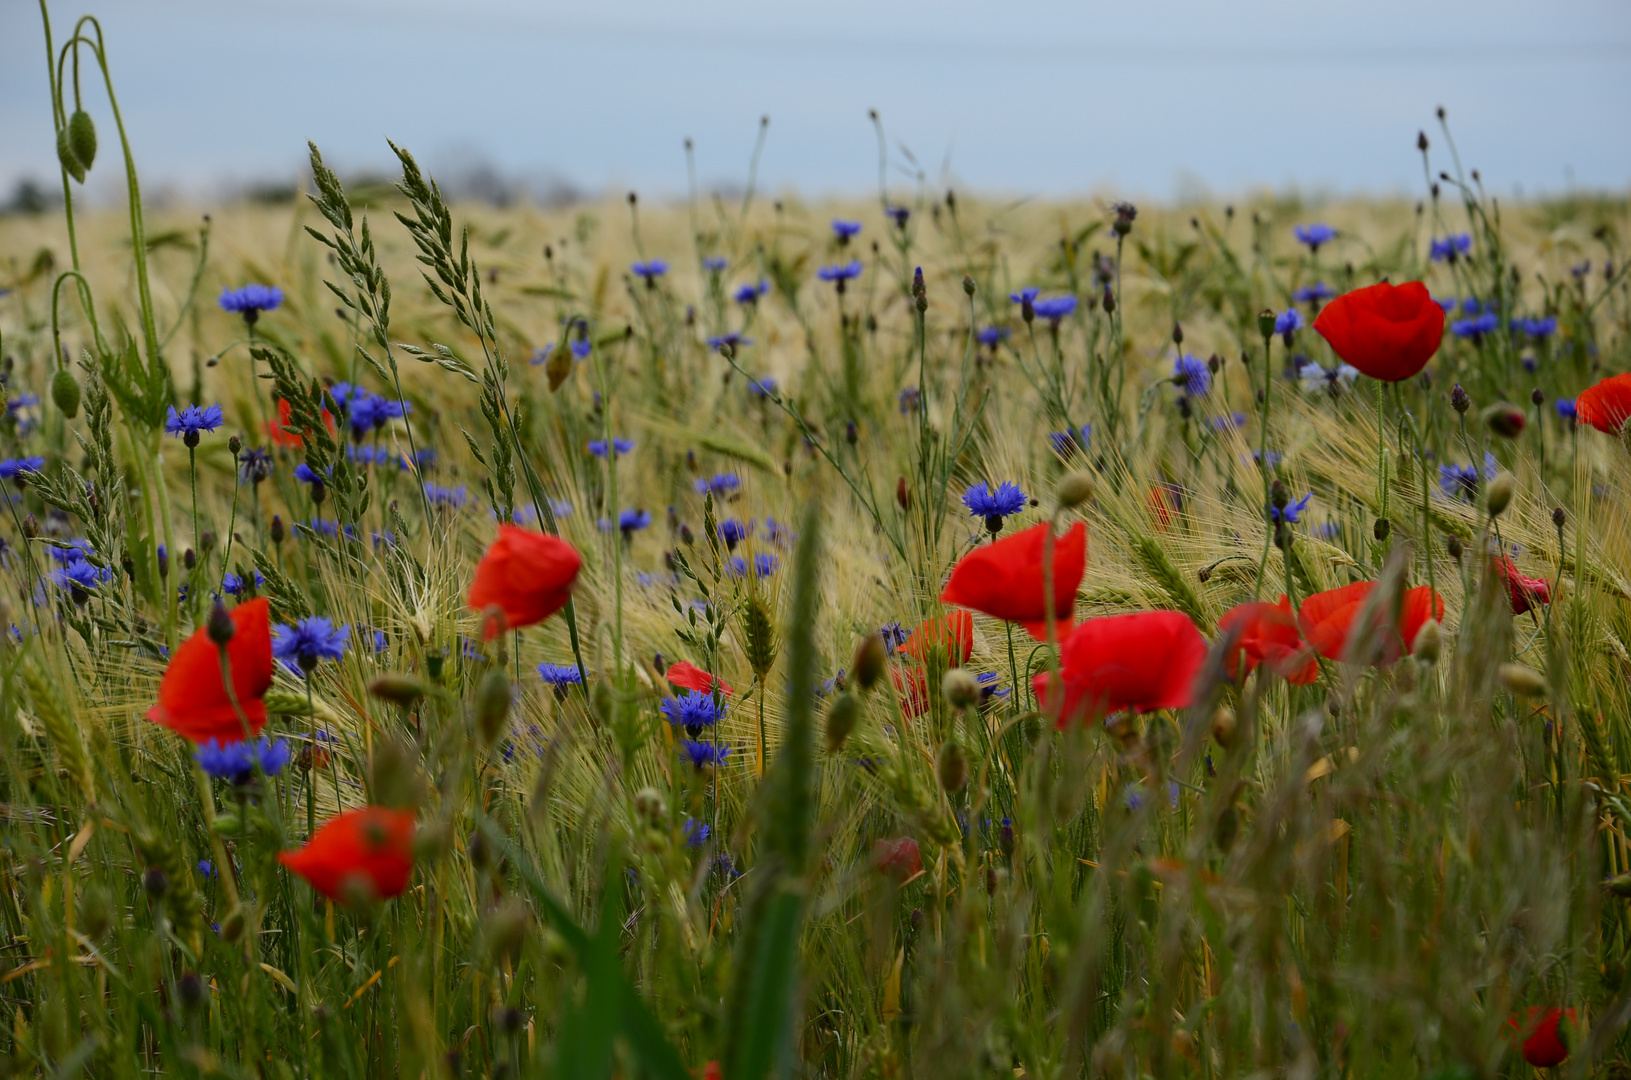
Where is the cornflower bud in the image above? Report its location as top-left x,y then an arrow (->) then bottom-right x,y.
1450,383 -> 1471,414
962,275 -> 975,297
270,515 -> 285,545
1172,321 -> 1184,346
207,602 -> 235,646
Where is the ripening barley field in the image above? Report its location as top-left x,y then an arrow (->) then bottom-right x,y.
4,12 -> 1631,1080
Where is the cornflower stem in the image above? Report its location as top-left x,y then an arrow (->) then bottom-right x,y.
1005,622 -> 1021,720
589,347 -> 625,688
152,440 -> 179,651
306,675 -> 317,839
220,451 -> 241,593
1252,331 -> 1274,601
1375,379 -> 1390,554
4,485 -> 46,642
188,444 -> 199,558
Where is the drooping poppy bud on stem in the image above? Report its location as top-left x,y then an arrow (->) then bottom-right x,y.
1486,472 -> 1514,517
824,691 -> 860,753
853,633 -> 888,691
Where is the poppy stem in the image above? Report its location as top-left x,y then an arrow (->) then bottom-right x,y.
1376,379 -> 1390,555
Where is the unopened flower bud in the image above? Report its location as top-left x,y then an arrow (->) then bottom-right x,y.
1486,472 -> 1514,517
1450,383 -> 1470,414
1483,402 -> 1525,439
1211,707 -> 1238,749
177,971 -> 206,1011
1411,619 -> 1441,663
961,275 -> 975,297
369,673 -> 430,708
1171,321 -> 1184,346
1101,285 -> 1115,314
1257,309 -> 1277,341
270,515 -> 285,545
633,786 -> 666,824
936,739 -> 968,792
824,691 -> 860,753
1271,479 -> 1288,510
474,668 -> 512,745
207,602 -> 235,646
942,667 -> 979,708
183,548 -> 196,571
1055,471 -> 1095,510
219,906 -> 247,943
50,368 -> 81,418
1497,663 -> 1548,697
896,476 -> 911,511
1530,387 -> 1545,407
142,866 -> 168,898
228,435 -> 241,455
1553,506 -> 1566,528
1373,518 -> 1390,542
22,514 -> 38,539
853,633 -> 887,691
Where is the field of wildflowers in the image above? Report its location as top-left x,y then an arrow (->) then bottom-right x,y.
4,6 -> 1631,1079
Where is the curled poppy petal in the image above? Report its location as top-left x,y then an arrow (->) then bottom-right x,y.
873,836 -> 922,881
892,665 -> 930,718
1298,582 -> 1444,664
901,610 -> 974,666
940,522 -> 1085,641
1493,556 -> 1552,615
1506,1006 -> 1575,1068
146,597 -> 274,744
278,806 -> 417,903
265,397 -> 335,449
1218,596 -> 1318,685
468,524 -> 583,637
1312,281 -> 1445,382
665,660 -> 733,696
1035,611 -> 1206,726
1575,372 -> 1631,435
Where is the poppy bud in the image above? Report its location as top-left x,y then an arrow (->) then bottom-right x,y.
936,739 -> 968,792
1374,518 -> 1390,541
207,602 -> 235,646
56,125 -> 86,183
22,514 -> 38,539
369,674 -> 430,708
1210,707 -> 1237,749
1608,873 -> 1631,898
270,515 -> 285,545
1055,471 -> 1095,509
896,476 -> 910,511
1447,535 -> 1463,561
212,812 -> 240,835
1486,472 -> 1514,517
67,109 -> 97,172
942,667 -> 979,709
1450,383 -> 1470,414
853,633 -> 887,691
474,668 -> 512,745
1253,310 -> 1274,342
369,737 -> 425,809
962,275 -> 975,297
1483,403 -> 1525,439
1412,619 -> 1442,664
1498,663 -> 1547,697
481,898 -> 532,967
50,368 -> 80,418
824,692 -> 859,753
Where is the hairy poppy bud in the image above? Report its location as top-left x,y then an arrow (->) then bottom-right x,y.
369,737 -> 425,809
207,602 -> 235,646
1483,402 -> 1525,439
936,739 -> 968,792
369,674 -> 429,708
50,368 -> 80,418
1447,535 -> 1463,561
1450,383 -> 1471,414
1055,471 -> 1095,510
67,109 -> 97,173
474,668 -> 512,745
1373,518 -> 1390,542
853,633 -> 887,691
481,899 -> 532,967
1412,619 -> 1442,664
1211,707 -> 1238,748
219,906 -> 246,943
942,667 -> 979,709
56,126 -> 86,183
1608,873 -> 1631,898
1486,472 -> 1514,517
824,691 -> 860,753
22,514 -> 38,539
1498,663 -> 1547,697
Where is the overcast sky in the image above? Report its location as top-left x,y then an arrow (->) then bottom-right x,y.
3,0 -> 1628,204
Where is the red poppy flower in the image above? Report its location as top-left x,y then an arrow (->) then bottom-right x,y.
873,836 -> 922,881
468,525 -> 583,637
665,660 -> 733,696
278,806 -> 417,903
901,610 -> 974,666
1218,596 -> 1318,685
1035,611 -> 1206,726
1148,485 -> 1180,532
1312,281 -> 1445,382
1494,556 -> 1552,615
891,665 -> 930,718
940,521 -> 1086,640
146,597 -> 274,744
1575,372 -> 1631,435
265,397 -> 336,449
701,1063 -> 723,1080
1297,582 -> 1443,664
1507,1006 -> 1575,1068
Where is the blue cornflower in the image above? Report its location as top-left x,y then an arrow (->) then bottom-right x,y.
693,473 -> 741,496
726,553 -> 779,578
817,261 -> 863,285
1172,354 -> 1211,397
7,393 -> 39,415
220,570 -> 265,596
962,482 -> 1028,530
1429,234 -> 1472,262
424,483 -> 468,509
898,386 -> 921,414
681,739 -> 731,769
662,691 -> 724,731
1293,282 -> 1335,304
885,205 -> 910,228
1274,309 -> 1304,336
1299,361 -> 1360,395
164,404 -> 224,443
631,259 -> 669,282
1124,780 -> 1181,810
1049,426 -> 1092,454
550,499 -> 573,518
538,662 -> 584,687
1433,296 -> 1457,312
683,817 -> 711,847
1268,491 -> 1312,525
1462,297 -> 1489,314
1293,223 -> 1336,252
733,279 -> 769,305
569,338 -> 592,361
272,616 -> 350,675
707,332 -> 753,351
587,438 -> 634,458
1211,411 -> 1247,432
976,326 -> 1008,348
528,344 -> 556,366
1556,398 -> 1577,421
194,737 -> 290,785
1009,287 -> 1040,305
607,509 -> 651,534
718,518 -> 755,549
748,377 -> 777,398
1516,316 -> 1558,339
218,284 -> 283,319
831,219 -> 862,241
238,447 -> 273,483
1451,313 -> 1499,340
762,517 -> 788,546
47,538 -> 92,565
53,557 -> 111,593
702,256 -> 728,273
818,670 -> 847,697
293,463 -> 327,486
879,621 -> 910,655
1438,463 -> 1479,501
198,860 -> 216,879
370,628 -> 388,653
345,391 -> 408,435
1033,296 -> 1077,322
304,518 -> 341,538
975,670 -> 1010,703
